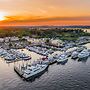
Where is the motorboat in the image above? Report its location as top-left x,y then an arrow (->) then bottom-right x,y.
48,56 -> 56,64
76,46 -> 87,52
0,49 -> 5,56
40,57 -> 49,65
4,54 -> 16,61
0,50 -> 8,57
78,49 -> 89,59
17,53 -> 31,60
14,64 -> 48,79
53,54 -> 59,59
64,52 -> 71,57
57,54 -> 68,63
71,51 -> 79,59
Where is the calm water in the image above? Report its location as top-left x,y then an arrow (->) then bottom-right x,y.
0,44 -> 90,90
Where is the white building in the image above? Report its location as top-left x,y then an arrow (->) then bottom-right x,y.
50,39 -> 63,46
10,36 -> 19,41
4,37 -> 10,42
0,38 -> 4,42
28,38 -> 45,45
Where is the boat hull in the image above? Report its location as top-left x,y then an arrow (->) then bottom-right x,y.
14,65 -> 49,80
71,55 -> 78,59
25,66 -> 48,81
57,59 -> 68,64
78,56 -> 89,61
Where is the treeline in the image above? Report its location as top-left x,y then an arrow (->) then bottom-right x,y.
0,27 -> 90,41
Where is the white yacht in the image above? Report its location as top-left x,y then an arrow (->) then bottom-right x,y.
0,50 -> 8,57
76,46 -> 87,52
14,64 -> 48,79
17,53 -> 31,60
48,56 -> 56,64
4,54 -> 16,61
40,57 -> 49,65
78,49 -> 89,59
57,54 -> 68,63
9,49 -> 31,60
64,52 -> 71,57
40,56 -> 56,65
71,51 -> 79,59
0,49 -> 5,56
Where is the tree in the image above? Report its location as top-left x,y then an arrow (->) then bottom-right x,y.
45,39 -> 50,44
9,43 -> 13,48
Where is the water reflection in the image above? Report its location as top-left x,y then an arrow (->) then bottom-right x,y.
57,60 -> 68,65
71,57 -> 89,63
78,57 -> 89,63
26,68 -> 49,82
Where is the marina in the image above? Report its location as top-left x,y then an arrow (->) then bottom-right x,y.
0,0 -> 90,89
0,43 -> 90,90
0,35 -> 90,90
8,43 -> 90,82
0,40 -> 90,80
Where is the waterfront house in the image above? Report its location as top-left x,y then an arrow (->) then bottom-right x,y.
49,39 -> 63,47
0,38 -> 4,43
10,36 -> 19,42
4,37 -> 10,42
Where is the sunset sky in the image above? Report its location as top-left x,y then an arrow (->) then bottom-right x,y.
0,0 -> 90,26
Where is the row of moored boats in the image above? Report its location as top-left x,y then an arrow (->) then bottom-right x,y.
0,48 -> 31,62
26,46 -> 54,56
14,46 -> 90,80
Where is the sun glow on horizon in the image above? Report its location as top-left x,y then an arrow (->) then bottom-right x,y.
0,12 -> 7,21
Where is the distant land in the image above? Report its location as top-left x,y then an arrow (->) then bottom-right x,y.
0,25 -> 90,41
0,25 -> 90,29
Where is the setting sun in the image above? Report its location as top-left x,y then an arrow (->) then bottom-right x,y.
0,12 -> 6,21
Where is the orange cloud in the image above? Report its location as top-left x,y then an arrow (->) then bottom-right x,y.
0,15 -> 90,26
2,15 -> 90,22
